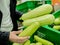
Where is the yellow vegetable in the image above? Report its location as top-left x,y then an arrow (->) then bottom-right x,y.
24,40 -> 30,45
23,14 -> 55,26
20,4 -> 53,20
53,25 -> 60,30
34,35 -> 54,45
54,18 -> 60,25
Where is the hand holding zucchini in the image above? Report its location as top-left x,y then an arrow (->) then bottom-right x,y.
13,22 -> 40,45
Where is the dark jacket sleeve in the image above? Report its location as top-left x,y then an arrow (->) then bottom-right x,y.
0,11 -> 10,45
0,31 -> 10,45
15,10 -> 23,22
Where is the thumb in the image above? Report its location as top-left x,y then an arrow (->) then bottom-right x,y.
14,30 -> 23,34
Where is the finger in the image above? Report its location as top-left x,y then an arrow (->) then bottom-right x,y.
17,40 -> 25,43
19,36 -> 30,41
17,38 -> 29,43
14,30 -> 23,34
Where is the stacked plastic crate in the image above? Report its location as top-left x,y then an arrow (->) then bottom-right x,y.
16,0 -> 51,13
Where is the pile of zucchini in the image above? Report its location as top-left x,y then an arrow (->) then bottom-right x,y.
13,4 -> 55,45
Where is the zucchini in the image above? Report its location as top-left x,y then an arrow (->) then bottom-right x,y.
53,25 -> 60,30
34,35 -> 54,45
19,22 -> 40,37
24,40 -> 30,45
23,14 -> 55,26
20,4 -> 53,20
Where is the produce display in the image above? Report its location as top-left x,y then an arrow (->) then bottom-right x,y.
13,18 -> 55,45
12,4 -> 56,45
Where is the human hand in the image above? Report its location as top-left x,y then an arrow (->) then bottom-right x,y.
9,30 -> 30,43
